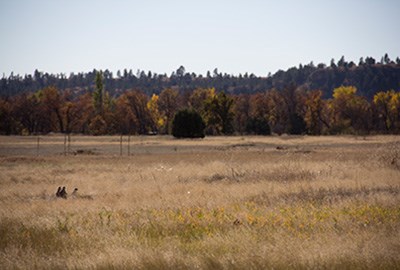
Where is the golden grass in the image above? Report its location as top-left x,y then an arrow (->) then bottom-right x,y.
0,135 -> 399,269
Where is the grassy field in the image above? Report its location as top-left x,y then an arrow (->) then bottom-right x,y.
0,135 -> 399,269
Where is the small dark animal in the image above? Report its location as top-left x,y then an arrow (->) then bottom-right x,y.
59,186 -> 67,199
71,188 -> 78,197
56,186 -> 62,197
233,219 -> 242,226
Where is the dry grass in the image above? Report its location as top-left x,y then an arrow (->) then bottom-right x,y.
0,135 -> 399,269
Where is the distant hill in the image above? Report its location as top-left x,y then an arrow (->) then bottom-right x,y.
1,56 -> 399,99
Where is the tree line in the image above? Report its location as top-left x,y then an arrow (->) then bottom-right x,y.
1,54 -> 400,99
0,70 -> 399,136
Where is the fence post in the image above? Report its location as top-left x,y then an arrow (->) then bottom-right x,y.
128,135 -> 131,156
64,134 -> 67,156
120,134 -> 123,156
36,136 -> 40,156
67,133 -> 71,154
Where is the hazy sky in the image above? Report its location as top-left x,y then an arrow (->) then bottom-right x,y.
1,0 -> 399,76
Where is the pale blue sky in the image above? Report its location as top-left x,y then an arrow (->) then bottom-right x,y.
1,0 -> 399,76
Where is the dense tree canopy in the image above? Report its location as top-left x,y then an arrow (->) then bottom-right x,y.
1,83 -> 399,136
1,55 -> 399,136
1,54 -> 400,99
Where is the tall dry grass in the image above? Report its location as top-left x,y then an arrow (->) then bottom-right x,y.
0,135 -> 399,269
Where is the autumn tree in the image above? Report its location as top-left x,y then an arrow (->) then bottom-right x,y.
265,89 -> 287,134
299,90 -> 329,134
38,86 -> 65,133
373,90 -> 400,133
147,94 -> 163,133
188,88 -> 216,116
88,115 -> 108,135
330,86 -> 371,134
246,92 -> 271,135
115,90 -> 153,135
203,91 -> 235,135
281,84 -> 307,134
114,95 -> 134,135
3,70 -> 400,136
249,92 -> 269,120
0,98 -> 14,134
13,93 -> 41,134
233,94 -> 251,134
68,92 -> 94,133
158,88 -> 179,134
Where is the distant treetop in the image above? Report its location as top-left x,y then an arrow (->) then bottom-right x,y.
1,54 -> 399,99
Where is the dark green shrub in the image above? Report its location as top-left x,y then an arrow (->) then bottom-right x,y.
172,109 -> 205,138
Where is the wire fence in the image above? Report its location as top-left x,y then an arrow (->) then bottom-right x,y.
0,134 -> 206,157
0,135 -> 142,156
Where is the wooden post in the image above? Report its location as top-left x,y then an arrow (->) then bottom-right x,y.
67,133 -> 71,154
36,136 -> 40,156
120,134 -> 123,156
128,134 -> 131,156
64,134 -> 67,156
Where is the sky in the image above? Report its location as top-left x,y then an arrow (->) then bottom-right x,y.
1,0 -> 399,77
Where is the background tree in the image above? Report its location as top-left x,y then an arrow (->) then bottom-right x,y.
265,89 -> 287,134
114,94 -> 136,135
0,98 -> 14,134
280,84 -> 306,134
158,88 -> 179,134
288,113 -> 307,134
338,56 -> 346,67
247,92 -> 272,135
1,54 -> 400,99
203,92 -> 235,135
117,90 -> 152,134
13,93 -> 41,134
38,86 -> 65,133
71,92 -> 94,133
93,71 -> 104,115
90,71 -> 117,134
330,86 -> 370,134
373,90 -> 400,133
147,94 -> 163,133
249,92 -> 269,121
176,66 -> 186,78
233,94 -> 251,134
89,115 -> 108,135
245,117 -> 271,135
299,90 -> 326,134
1,60 -> 400,136
188,88 -> 216,115
102,91 -> 117,134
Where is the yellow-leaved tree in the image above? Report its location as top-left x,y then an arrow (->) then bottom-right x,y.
373,90 -> 400,132
147,94 -> 165,133
330,86 -> 370,134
